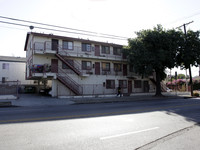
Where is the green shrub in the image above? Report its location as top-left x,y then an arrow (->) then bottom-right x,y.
193,92 -> 199,97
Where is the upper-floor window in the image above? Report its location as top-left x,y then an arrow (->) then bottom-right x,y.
113,47 -> 122,55
102,46 -> 110,54
2,63 -> 9,70
63,41 -> 73,50
114,63 -> 122,72
82,43 -> 91,52
82,61 -> 92,70
102,62 -> 110,71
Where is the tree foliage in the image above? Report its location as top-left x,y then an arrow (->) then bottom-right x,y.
176,30 -> 200,69
124,25 -> 183,96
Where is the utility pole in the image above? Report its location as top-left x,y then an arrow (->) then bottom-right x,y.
177,21 -> 194,96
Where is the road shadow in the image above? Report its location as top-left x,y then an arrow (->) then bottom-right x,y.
0,97 -> 200,125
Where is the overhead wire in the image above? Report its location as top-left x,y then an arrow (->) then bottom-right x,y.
0,20 -> 128,40
0,15 -> 128,39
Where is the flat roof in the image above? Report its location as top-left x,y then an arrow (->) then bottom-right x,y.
0,56 -> 26,63
24,32 -> 123,50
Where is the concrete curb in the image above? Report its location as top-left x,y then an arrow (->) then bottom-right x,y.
72,95 -> 185,104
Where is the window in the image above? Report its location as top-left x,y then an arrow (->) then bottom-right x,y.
82,43 -> 91,52
63,41 -> 73,50
114,63 -> 122,72
134,80 -> 142,88
2,63 -> 9,70
106,80 -> 115,89
113,47 -> 122,55
2,77 -> 8,83
82,61 -> 92,70
62,59 -> 74,69
102,62 -> 110,71
102,45 -> 110,54
119,80 -> 127,88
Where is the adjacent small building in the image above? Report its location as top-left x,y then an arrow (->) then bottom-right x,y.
0,56 -> 35,95
0,56 -> 30,84
24,32 -> 156,97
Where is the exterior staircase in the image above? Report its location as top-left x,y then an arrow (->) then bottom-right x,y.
55,50 -> 82,76
57,67 -> 83,95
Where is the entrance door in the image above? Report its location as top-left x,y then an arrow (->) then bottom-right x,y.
143,81 -> 149,92
123,64 -> 127,76
95,62 -> 100,75
128,80 -> 132,94
51,59 -> 58,73
52,39 -> 58,51
95,45 -> 100,56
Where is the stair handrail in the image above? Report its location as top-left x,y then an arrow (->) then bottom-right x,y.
57,47 -> 83,75
57,66 -> 83,95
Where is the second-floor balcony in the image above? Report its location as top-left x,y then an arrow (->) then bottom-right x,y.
29,63 -> 140,79
33,41 -> 126,61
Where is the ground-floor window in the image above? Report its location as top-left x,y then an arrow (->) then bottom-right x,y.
106,80 -> 115,89
134,80 -> 142,88
119,80 -> 127,88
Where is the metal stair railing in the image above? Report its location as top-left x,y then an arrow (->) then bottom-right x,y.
57,46 -> 83,76
57,67 -> 83,95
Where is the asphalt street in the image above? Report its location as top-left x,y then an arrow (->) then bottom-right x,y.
0,97 -> 200,150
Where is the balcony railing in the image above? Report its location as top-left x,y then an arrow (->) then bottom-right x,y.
33,41 -> 126,60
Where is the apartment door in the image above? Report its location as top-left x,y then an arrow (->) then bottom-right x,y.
51,59 -> 58,73
123,64 -> 127,76
128,80 -> 132,94
52,39 -> 58,51
95,45 -> 100,56
143,81 -> 149,92
95,62 -> 100,75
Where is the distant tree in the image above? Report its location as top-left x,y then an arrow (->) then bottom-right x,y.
176,30 -> 200,68
176,30 -> 200,96
124,25 -> 182,96
177,74 -> 186,79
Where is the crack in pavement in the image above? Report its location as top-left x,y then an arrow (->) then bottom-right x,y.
135,123 -> 200,150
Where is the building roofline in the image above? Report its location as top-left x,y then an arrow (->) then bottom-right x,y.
25,32 -> 123,49
0,56 -> 26,62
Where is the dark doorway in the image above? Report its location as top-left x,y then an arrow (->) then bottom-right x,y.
95,62 -> 100,75
123,64 -> 127,76
95,45 -> 100,56
128,80 -> 132,94
51,59 -> 58,73
143,81 -> 149,92
52,39 -> 58,51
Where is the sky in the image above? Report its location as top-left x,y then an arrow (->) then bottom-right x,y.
0,0 -> 200,76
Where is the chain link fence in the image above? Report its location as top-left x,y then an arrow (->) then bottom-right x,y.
0,81 -> 20,97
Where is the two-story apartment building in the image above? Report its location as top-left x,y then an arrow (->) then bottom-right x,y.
24,32 -> 155,97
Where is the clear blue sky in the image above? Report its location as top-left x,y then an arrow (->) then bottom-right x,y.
1,0 -> 200,76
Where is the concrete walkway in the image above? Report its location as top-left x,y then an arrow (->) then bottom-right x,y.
0,92 -> 191,107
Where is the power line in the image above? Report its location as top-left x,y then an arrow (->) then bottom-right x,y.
0,15 -> 128,39
0,20 -> 127,40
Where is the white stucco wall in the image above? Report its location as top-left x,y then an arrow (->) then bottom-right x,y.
0,61 -> 33,85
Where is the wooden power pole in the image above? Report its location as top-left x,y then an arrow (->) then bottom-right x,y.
177,21 -> 194,96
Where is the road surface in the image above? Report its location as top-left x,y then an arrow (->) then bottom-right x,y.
0,97 -> 200,150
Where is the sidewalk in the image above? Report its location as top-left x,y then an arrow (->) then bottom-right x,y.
0,92 -> 191,107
